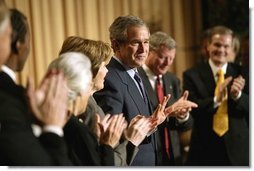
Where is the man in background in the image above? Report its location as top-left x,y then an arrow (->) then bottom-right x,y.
138,31 -> 193,165
183,26 -> 248,166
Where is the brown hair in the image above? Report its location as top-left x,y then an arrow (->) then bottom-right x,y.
59,36 -> 113,77
208,25 -> 233,44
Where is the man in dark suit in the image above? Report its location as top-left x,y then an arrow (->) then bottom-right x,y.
183,26 -> 249,166
94,15 -> 197,166
138,32 -> 193,165
0,8 -> 30,101
0,9 -> 72,166
0,86 -> 72,166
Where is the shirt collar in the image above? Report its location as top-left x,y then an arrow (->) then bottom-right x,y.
113,56 -> 139,78
1,65 -> 16,82
143,64 -> 162,81
208,58 -> 228,77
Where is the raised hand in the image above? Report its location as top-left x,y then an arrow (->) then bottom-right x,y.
26,69 -> 69,128
230,75 -> 245,99
151,94 -> 171,125
216,76 -> 232,102
99,113 -> 112,132
164,90 -> 198,118
124,115 -> 157,146
99,114 -> 127,148
93,113 -> 112,141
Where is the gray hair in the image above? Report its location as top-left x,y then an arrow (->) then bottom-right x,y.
208,25 -> 233,43
109,15 -> 149,42
47,52 -> 92,102
149,31 -> 176,51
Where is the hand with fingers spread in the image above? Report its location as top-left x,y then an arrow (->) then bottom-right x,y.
164,90 -> 198,118
27,70 -> 69,128
99,114 -> 127,148
151,94 -> 171,126
124,115 -> 157,146
230,75 -> 245,99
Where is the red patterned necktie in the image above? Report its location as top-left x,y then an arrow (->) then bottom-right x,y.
156,76 -> 170,159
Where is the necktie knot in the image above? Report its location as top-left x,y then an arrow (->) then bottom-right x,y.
216,69 -> 225,84
215,69 -> 225,97
134,72 -> 141,83
156,75 -> 161,85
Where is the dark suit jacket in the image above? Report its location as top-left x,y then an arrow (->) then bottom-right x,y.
138,67 -> 193,166
183,62 -> 249,166
0,71 -> 72,166
63,115 -> 114,166
0,71 -> 27,106
94,58 -> 156,166
0,90 -> 72,166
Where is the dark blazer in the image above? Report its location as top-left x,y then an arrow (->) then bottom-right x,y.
94,58 -> 156,166
0,71 -> 73,166
0,90 -> 72,166
63,115 -> 114,166
138,67 -> 193,166
183,62 -> 249,166
0,71 -> 27,106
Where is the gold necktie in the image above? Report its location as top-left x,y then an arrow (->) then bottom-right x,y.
213,69 -> 229,137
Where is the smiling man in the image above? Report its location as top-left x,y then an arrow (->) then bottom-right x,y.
94,15 -> 197,166
94,15 -> 157,166
183,26 -> 249,166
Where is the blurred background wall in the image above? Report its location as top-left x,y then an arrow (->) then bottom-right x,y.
5,0 -> 248,87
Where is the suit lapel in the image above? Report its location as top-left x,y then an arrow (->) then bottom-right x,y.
138,67 -> 158,110
226,63 -> 239,78
199,63 -> 216,96
110,58 -> 150,116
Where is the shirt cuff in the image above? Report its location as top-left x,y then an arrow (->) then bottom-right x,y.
176,112 -> 190,123
42,125 -> 64,137
232,91 -> 242,101
213,96 -> 221,108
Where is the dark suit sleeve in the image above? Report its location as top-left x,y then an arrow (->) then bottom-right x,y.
170,75 -> 193,131
64,116 -> 115,166
183,70 -> 216,119
233,66 -> 249,116
0,94 -> 72,166
99,144 -> 115,166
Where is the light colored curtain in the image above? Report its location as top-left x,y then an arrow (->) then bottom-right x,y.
6,0 -> 202,87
